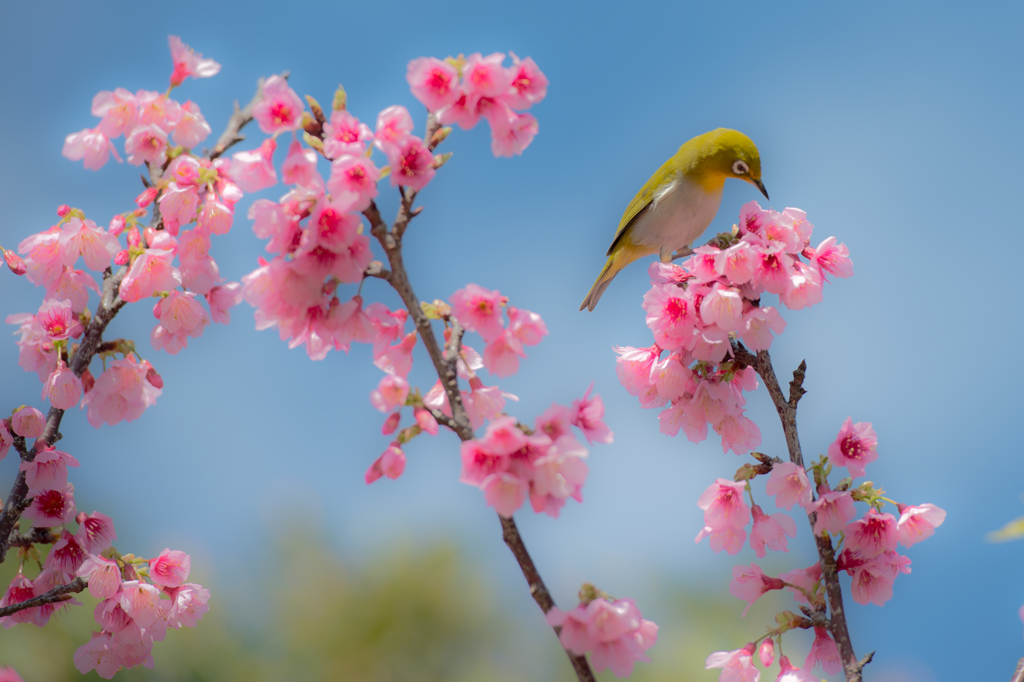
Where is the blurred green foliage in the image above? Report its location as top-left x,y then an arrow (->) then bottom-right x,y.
0,534 -> 795,682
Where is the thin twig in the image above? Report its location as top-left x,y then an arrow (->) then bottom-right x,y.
0,577 -> 87,619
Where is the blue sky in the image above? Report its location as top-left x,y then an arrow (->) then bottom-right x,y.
1,1 -> 1023,679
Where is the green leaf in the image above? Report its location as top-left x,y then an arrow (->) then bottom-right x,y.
987,516 -> 1024,542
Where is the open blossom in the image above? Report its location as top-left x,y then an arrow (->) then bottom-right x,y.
505,54 -> 548,109
81,357 -> 162,427
12,405 -> 46,438
173,100 -> 212,148
827,417 -> 878,477
20,447 -> 79,492
125,124 -> 169,166
231,138 -> 278,193
386,135 -> 435,191
23,483 -> 76,526
729,563 -> 785,616
808,490 -> 856,535
547,595 -> 657,678
764,461 -> 812,510
614,345 -> 664,408
749,505 -> 797,558
896,503 -> 946,547
119,249 -> 180,302
18,227 -> 65,288
705,643 -> 759,682
365,442 -> 406,483
450,284 -> 505,341
489,108 -> 539,157
845,549 -> 911,606
149,549 -> 191,588
253,74 -> 303,133
807,236 -> 854,279
845,508 -> 898,558
407,57 -> 461,111
92,88 -> 137,138
75,511 -> 117,554
77,555 -> 122,599
0,421 -> 11,462
151,291 -> 211,355
777,656 -> 818,682
370,374 -> 410,412
697,479 -> 750,530
59,217 -> 119,271
327,155 -> 379,210
322,110 -> 373,159
206,282 -> 243,324
168,35 -> 220,86
36,298 -> 80,340
374,105 -> 414,154
47,268 -> 101,313
1,574 -> 41,627
571,386 -> 613,444
805,626 -> 841,674
282,140 -> 319,187
62,128 -> 119,170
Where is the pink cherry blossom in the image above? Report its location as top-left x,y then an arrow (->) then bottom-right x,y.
169,582 -> 210,628
282,140 -> 319,187
81,357 -> 162,427
751,244 -> 792,295
777,656 -> 818,682
124,123 -> 169,166
0,668 -> 25,682
322,110 -> 373,159
699,284 -> 744,331
168,35 -> 220,86
381,412 -> 401,435
827,417 -> 878,478
253,74 -> 303,134
463,52 -> 513,98
896,503 -> 946,547
12,405 -> 46,438
414,407 -> 439,436
172,100 -> 212,148
505,54 -> 548,109
18,227 -> 65,288
75,511 -> 117,554
436,90 -> 480,130
92,88 -> 137,138
489,107 -> 539,157
483,330 -> 525,377
808,490 -> 856,535
758,639 -> 774,668
740,306 -> 786,351
327,155 -> 379,210
20,447 -> 79,492
407,57 -> 461,111
1,573 -> 42,627
530,436 -> 588,518
198,196 -> 234,235
36,297 -> 79,340
365,443 -> 407,483
62,128 -> 119,170
151,291 -> 210,355
713,241 -> 757,284
45,529 -> 88,576
749,505 -> 797,558
0,421 -> 11,462
46,268 -> 101,313
805,626 -> 841,675
643,284 -> 697,349
764,461 -> 812,510
451,284 -> 505,341
23,483 -> 76,526
482,472 -> 528,517
780,261 -> 823,310
77,555 -> 121,599
571,385 -> 613,444
206,282 -> 243,324
705,643 -> 759,682
119,249 -> 180,302
230,138 -> 278,193
844,508 -> 898,558
697,478 -> 751,530
4,248 -> 27,276
386,135 -> 436,191
729,563 -> 785,616
614,345 -> 665,408
150,549 -> 191,588
74,632 -> 119,678
808,236 -> 854,279
846,550 -> 910,606
714,413 -> 762,455
374,105 -> 414,154
459,438 -> 507,486
547,596 -> 657,678
119,580 -> 163,628
370,374 -> 410,412
158,182 -> 201,234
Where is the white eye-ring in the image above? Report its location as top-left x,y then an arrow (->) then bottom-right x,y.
732,160 -> 749,175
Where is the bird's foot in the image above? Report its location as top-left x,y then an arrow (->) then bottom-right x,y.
670,247 -> 694,261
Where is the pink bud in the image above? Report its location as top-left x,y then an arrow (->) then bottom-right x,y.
4,249 -> 27,276
114,249 -> 130,265
146,366 -> 164,389
758,638 -> 775,667
382,412 -> 400,435
57,204 -> 71,217
126,229 -> 142,248
135,187 -> 159,208
109,214 -> 126,236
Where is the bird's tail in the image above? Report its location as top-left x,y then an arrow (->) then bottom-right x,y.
580,253 -> 625,312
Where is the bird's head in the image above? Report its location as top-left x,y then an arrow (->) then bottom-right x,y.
686,129 -> 769,200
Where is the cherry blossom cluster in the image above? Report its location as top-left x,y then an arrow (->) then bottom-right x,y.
0,412 -> 207,679
546,584 -> 658,678
615,201 -> 853,455
407,52 -> 547,157
699,422 -> 945,680
73,548 -> 208,678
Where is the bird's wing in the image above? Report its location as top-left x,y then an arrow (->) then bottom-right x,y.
606,156 -> 680,256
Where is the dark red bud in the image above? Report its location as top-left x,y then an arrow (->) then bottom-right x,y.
145,367 -> 163,389
114,250 -> 129,266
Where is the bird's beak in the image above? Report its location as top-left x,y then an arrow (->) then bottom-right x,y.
753,178 -> 769,201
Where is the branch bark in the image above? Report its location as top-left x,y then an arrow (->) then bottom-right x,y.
359,118 -> 595,680
746,346 -> 867,682
0,577 -> 87,619
1010,657 -> 1024,682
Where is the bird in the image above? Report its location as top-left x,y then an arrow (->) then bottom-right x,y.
579,128 -> 769,311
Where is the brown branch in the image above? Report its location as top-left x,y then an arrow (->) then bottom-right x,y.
206,72 -> 288,160
0,577 -> 86,619
751,349 -> 866,682
360,115 -> 595,680
7,528 -> 58,549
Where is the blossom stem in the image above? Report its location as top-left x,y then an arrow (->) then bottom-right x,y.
737,344 -> 869,682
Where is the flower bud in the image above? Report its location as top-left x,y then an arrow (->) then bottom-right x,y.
146,366 -> 164,389
114,250 -> 130,265
57,204 -> 71,217
3,249 -> 27,276
126,229 -> 142,248
135,187 -> 159,208
758,639 -> 775,667
382,412 -> 401,435
80,368 -> 95,394
109,214 -> 126,236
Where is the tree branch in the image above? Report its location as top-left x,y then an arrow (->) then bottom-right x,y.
750,349 -> 866,682
359,116 -> 595,680
0,577 -> 87,619
1010,657 -> 1024,682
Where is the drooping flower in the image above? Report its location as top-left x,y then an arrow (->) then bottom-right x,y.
729,563 -> 785,616
151,291 -> 211,355
281,140 -> 319,188
81,357 -> 162,427
172,101 -> 212,148
749,504 -> 797,558
808,490 -> 856,535
705,643 -> 760,682
36,298 -> 80,340
804,626 -> 841,674
119,249 -> 180,302
230,138 -> 278,193
571,385 -> 613,444
844,509 -> 898,559
321,110 -> 373,159
22,483 -> 76,526
19,446 -> 79,492
124,124 -> 169,166
896,503 -> 946,548
504,54 -> 548,109
373,105 -> 415,155
77,554 -> 121,599
365,443 -> 407,483
697,479 -> 751,530
11,406 -> 46,438
548,595 -> 658,678
92,88 -> 137,138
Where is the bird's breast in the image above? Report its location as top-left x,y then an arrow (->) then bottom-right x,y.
629,176 -> 724,252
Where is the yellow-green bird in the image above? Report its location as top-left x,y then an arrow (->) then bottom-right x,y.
580,128 -> 769,311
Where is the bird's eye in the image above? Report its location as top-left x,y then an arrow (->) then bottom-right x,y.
732,160 -> 749,175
